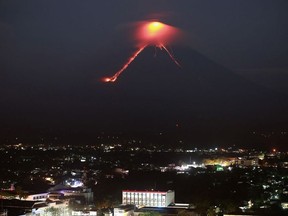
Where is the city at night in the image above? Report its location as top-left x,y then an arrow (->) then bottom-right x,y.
1,1 -> 288,216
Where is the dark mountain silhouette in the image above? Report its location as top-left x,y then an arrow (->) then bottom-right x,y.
96,46 -> 288,138
1,45 -> 288,146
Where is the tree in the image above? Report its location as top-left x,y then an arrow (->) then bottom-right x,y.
15,186 -> 28,200
219,199 -> 238,213
177,209 -> 199,216
44,207 -> 61,216
139,211 -> 161,216
194,199 -> 210,216
206,207 -> 217,216
0,190 -> 16,199
95,197 -> 121,208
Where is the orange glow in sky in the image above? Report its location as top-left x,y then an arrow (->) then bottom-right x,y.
136,21 -> 180,46
147,22 -> 164,34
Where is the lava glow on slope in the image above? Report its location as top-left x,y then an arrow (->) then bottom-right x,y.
102,21 -> 181,83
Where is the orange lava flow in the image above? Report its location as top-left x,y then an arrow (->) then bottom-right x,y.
102,45 -> 147,82
101,21 -> 182,83
160,44 -> 181,68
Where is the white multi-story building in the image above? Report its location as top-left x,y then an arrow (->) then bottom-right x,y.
122,190 -> 175,207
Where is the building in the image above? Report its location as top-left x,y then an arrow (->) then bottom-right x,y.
235,157 -> 259,167
134,207 -> 198,216
281,202 -> 288,209
0,199 -> 67,215
72,210 -> 97,215
0,210 -> 8,216
25,192 -> 48,201
122,190 -> 175,207
48,184 -> 94,204
114,205 -> 135,216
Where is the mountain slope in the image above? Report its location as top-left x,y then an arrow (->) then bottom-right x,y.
97,46 -> 288,134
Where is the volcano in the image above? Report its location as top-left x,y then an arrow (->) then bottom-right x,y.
2,45 -> 288,146
96,46 -> 288,143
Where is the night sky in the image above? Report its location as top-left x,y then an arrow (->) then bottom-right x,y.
1,0 -> 288,147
